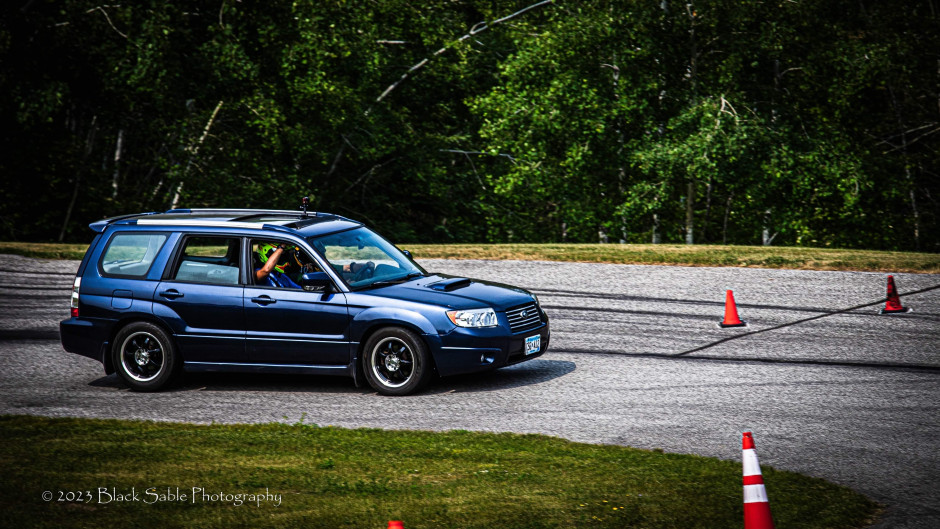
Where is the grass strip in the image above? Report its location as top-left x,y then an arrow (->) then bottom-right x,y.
2,415 -> 879,529
2,241 -> 936,273
406,243 -> 940,273
0,242 -> 90,260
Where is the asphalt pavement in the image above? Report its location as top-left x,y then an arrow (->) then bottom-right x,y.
0,254 -> 938,528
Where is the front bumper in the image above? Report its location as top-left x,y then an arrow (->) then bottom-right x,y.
431,320 -> 551,377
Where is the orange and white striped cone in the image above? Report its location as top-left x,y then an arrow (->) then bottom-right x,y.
742,432 -> 775,529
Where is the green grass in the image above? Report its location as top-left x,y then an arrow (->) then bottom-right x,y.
2,241 -> 937,273
404,243 -> 940,273
1,415 -> 879,529
0,241 -> 91,260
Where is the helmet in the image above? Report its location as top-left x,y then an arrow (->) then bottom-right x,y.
258,243 -> 289,273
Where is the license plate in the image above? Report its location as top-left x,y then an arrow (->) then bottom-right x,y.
524,334 -> 541,355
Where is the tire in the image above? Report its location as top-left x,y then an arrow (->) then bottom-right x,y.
112,322 -> 178,392
362,327 -> 432,396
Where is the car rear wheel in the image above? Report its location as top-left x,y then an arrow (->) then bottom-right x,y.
363,327 -> 432,396
112,322 -> 178,392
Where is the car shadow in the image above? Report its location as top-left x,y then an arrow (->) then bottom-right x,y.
88,372 -> 366,394
87,358 -> 577,395
424,358 -> 576,394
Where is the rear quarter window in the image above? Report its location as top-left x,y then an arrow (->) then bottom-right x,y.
172,236 -> 241,285
100,233 -> 168,278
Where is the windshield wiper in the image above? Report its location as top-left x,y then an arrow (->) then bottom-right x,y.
359,272 -> 425,289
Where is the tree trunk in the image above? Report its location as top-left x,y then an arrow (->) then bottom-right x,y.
603,53 -> 628,243
702,178 -> 712,242
60,116 -> 98,242
909,183 -> 921,250
685,180 -> 694,244
722,192 -> 733,244
762,209 -> 777,246
686,3 -> 698,103
111,128 -> 124,199
171,100 -> 223,210
888,87 -> 921,250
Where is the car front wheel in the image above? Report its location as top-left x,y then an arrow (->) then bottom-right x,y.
112,322 -> 178,392
362,327 -> 432,396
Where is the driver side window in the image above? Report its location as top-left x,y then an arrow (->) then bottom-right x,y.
250,240 -> 320,289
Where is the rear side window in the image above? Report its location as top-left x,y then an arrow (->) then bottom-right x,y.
100,233 -> 168,278
172,237 -> 241,285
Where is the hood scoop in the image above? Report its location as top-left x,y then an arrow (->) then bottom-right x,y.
427,277 -> 472,292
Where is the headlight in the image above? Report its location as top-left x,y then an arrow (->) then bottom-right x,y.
446,308 -> 498,328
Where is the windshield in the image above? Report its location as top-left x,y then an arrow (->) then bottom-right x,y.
308,227 -> 426,289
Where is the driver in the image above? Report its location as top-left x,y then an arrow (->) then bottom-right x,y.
337,261 -> 375,281
255,243 -> 302,289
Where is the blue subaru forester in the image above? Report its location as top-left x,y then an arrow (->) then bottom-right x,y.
60,207 -> 549,395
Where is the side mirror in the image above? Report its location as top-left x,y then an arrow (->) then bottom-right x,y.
402,250 -> 413,259
301,272 -> 333,293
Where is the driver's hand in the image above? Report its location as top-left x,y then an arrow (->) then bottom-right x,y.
344,262 -> 374,274
353,262 -> 373,272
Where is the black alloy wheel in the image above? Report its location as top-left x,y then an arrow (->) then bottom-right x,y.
363,327 -> 432,396
112,322 -> 178,392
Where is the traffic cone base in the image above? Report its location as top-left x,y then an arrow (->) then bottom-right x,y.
879,306 -> 912,314
719,290 -> 748,328
745,503 -> 775,529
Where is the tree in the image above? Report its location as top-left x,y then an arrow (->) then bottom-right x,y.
1,0 -> 936,250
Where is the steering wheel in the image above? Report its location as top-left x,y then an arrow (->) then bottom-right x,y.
353,261 -> 375,282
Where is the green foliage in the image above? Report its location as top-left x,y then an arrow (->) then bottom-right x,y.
0,0 -> 936,250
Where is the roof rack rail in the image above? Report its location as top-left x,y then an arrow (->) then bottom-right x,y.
232,213 -> 319,223
166,208 -> 306,217
89,211 -> 161,233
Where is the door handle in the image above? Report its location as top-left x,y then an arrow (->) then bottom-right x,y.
159,289 -> 184,299
251,295 -> 277,305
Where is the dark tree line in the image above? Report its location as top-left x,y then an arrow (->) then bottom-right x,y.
1,0 -> 937,251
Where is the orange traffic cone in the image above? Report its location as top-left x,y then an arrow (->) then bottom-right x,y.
879,275 -> 912,314
387,522 -> 404,529
719,290 -> 747,328
742,432 -> 775,529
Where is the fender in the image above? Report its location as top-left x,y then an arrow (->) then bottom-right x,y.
349,306 -> 438,340
348,307 -> 446,377
105,307 -> 174,374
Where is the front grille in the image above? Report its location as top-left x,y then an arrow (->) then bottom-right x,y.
506,302 -> 541,333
